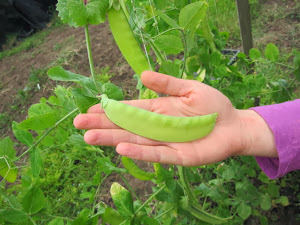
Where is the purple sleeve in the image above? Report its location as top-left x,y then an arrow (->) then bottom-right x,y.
251,99 -> 300,179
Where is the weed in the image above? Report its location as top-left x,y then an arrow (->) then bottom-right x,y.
0,113 -> 11,132
96,66 -> 115,83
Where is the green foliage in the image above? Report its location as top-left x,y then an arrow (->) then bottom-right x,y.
0,0 -> 299,225
56,0 -> 109,27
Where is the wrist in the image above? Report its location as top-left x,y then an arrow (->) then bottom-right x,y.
236,109 -> 277,158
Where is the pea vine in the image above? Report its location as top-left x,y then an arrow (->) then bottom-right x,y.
0,0 -> 299,224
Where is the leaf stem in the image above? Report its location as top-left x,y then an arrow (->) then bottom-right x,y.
180,30 -> 188,79
130,0 -> 153,71
91,172 -> 111,216
29,216 -> 37,225
134,184 -> 166,215
178,166 -> 198,204
149,28 -> 183,40
84,25 -> 102,94
154,206 -> 175,220
118,173 -> 140,201
16,108 -> 79,160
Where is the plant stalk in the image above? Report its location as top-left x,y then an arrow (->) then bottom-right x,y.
84,25 -> 102,94
16,108 -> 79,160
134,184 -> 166,215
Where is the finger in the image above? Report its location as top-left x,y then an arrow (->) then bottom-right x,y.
87,103 -> 104,114
87,96 -> 182,116
116,143 -> 184,165
83,129 -> 161,146
73,113 -> 118,129
87,98 -> 156,114
87,100 -> 153,114
141,71 -> 195,96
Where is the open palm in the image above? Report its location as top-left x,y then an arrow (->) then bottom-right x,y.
74,71 -> 245,166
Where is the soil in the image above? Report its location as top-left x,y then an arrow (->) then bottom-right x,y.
0,21 -> 137,139
254,0 -> 300,50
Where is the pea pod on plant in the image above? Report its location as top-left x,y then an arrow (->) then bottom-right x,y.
101,94 -> 218,142
122,157 -> 155,181
107,5 -> 152,77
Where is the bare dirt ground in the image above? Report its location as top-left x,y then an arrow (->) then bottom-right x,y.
254,0 -> 300,50
0,21 -> 137,138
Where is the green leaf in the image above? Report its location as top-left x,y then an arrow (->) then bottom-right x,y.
56,0 -> 109,27
48,66 -> 100,97
258,172 -> 269,183
22,187 -> 46,214
293,50 -> 300,67
260,194 -> 272,210
98,158 -> 127,174
265,43 -> 279,62
175,0 -> 189,10
154,35 -> 183,55
72,208 -> 90,225
12,122 -> 33,147
101,82 -> 124,101
222,166 -> 235,181
100,207 -> 125,225
68,134 -> 89,148
0,158 -> 18,183
153,0 -> 169,10
214,64 -> 229,77
72,88 -> 99,113
186,56 -> 200,74
210,51 -> 222,67
54,127 -> 69,143
294,51 -> 300,81
141,89 -> 159,99
0,137 -> 16,159
274,196 -> 289,207
0,191 -> 22,209
110,182 -> 134,219
0,208 -> 28,223
121,157 -> 155,181
179,1 -> 208,31
142,216 -> 160,225
259,215 -> 268,225
159,60 -> 181,78
295,67 -> 300,81
28,103 -> 53,118
237,202 -> 251,220
156,10 -> 180,28
154,163 -> 173,184
249,48 -> 261,60
237,52 -> 247,59
19,113 -> 56,130
80,192 -> 93,199
49,218 -> 64,225
31,148 -> 43,178
266,183 -> 280,198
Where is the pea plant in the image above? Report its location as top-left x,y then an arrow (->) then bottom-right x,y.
1,0 -> 299,224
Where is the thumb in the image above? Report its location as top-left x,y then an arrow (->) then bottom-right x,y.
141,71 -> 194,96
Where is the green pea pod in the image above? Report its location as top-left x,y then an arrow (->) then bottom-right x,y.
101,94 -> 218,142
122,157 -> 155,181
182,203 -> 229,224
107,6 -> 151,77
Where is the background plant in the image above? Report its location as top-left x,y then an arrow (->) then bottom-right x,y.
0,0 -> 299,224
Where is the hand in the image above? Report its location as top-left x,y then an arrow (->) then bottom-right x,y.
73,71 -> 277,166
